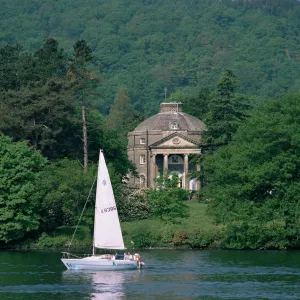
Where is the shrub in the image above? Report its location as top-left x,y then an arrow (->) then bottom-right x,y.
188,228 -> 223,249
148,173 -> 190,223
172,230 -> 189,246
223,222 -> 297,250
159,224 -> 176,246
36,232 -> 69,248
117,186 -> 153,221
34,225 -> 92,249
131,225 -> 154,248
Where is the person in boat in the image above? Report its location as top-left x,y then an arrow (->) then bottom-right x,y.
133,253 -> 141,261
115,253 -> 121,260
124,252 -> 133,260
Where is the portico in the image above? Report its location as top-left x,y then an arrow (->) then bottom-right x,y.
127,102 -> 206,191
149,148 -> 201,190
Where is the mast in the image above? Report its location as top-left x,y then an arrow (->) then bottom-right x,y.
82,105 -> 88,173
92,149 -> 103,256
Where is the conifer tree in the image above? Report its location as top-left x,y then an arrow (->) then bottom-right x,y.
107,88 -> 143,138
204,69 -> 248,147
69,40 -> 99,172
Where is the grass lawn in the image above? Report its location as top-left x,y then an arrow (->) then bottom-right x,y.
121,200 -> 219,247
122,201 -> 216,233
33,201 -> 219,249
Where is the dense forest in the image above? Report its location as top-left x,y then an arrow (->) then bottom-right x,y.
1,0 -> 300,114
1,0 -> 300,250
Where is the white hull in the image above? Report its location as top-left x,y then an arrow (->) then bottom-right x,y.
61,257 -> 139,271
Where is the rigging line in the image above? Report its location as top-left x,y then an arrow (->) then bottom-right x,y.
68,173 -> 97,250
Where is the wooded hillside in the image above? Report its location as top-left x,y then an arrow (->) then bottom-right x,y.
1,0 -> 300,115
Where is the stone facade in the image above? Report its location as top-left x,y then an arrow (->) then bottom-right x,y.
127,102 -> 206,190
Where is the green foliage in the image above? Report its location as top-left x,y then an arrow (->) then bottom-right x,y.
202,93 -> 300,249
166,91 -> 185,103
1,1 -> 300,114
73,40 -> 93,63
172,230 -> 188,246
122,202 -> 218,248
0,134 -> 47,242
148,173 -> 190,223
0,39 -> 68,91
223,222 -> 300,250
35,226 -> 92,249
0,44 -> 33,90
106,88 -> 143,138
131,224 -> 154,248
0,80 -> 79,158
117,186 -> 153,222
36,232 -> 70,249
204,69 -> 249,146
158,224 -> 176,245
188,228 -> 225,249
33,159 -> 97,231
181,88 -> 210,120
33,38 -> 67,79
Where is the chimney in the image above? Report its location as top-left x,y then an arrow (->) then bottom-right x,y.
160,102 -> 182,113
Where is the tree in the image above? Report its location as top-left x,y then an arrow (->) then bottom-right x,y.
190,71 -> 249,192
148,172 -> 189,223
0,44 -> 34,91
0,134 -> 47,242
181,88 -> 210,120
33,159 -> 97,232
106,88 -> 142,138
202,93 -> 300,248
203,69 -> 249,147
0,79 -> 79,159
33,38 -> 67,80
69,40 -> 100,172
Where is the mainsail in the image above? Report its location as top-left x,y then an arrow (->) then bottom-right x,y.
93,151 -> 125,250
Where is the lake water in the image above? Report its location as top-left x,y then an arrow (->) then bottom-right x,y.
0,250 -> 300,299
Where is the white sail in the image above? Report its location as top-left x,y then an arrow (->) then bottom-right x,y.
93,151 -> 125,249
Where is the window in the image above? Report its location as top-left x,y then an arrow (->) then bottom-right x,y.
140,138 -> 145,144
170,121 -> 178,130
140,154 -> 146,164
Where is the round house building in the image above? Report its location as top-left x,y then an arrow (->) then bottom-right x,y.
127,102 -> 206,190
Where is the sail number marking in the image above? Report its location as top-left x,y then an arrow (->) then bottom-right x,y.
101,206 -> 117,213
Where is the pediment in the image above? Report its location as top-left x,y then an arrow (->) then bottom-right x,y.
150,132 -> 198,148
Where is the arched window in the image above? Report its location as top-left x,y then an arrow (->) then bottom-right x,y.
170,121 -> 179,130
169,155 -> 183,164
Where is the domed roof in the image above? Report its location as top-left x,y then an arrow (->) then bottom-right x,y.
133,102 -> 206,132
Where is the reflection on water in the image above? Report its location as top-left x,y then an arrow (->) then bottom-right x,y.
62,270 -> 127,299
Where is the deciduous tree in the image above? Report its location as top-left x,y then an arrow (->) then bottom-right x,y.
0,135 -> 47,242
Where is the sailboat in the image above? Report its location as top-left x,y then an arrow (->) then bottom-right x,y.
61,150 -> 143,270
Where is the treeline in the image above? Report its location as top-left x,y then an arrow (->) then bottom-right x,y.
225,0 -> 299,11
187,70 -> 300,250
159,69 -> 300,250
0,39 -> 143,246
1,0 -> 300,114
1,36 -> 300,250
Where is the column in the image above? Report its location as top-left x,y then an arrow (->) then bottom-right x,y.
150,154 -> 156,188
184,154 -> 189,190
163,154 -> 168,174
196,164 -> 201,191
